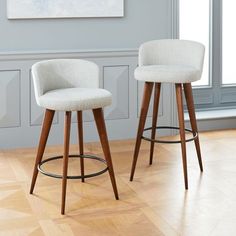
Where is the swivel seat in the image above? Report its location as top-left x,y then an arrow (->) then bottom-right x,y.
130,39 -> 205,189
30,59 -> 119,214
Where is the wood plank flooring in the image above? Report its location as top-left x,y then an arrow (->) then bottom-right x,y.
0,130 -> 236,235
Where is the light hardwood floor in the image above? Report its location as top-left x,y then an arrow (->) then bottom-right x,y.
1,130 -> 236,235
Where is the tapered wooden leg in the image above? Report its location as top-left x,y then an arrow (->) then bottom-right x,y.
93,108 -> 119,200
183,83 -> 203,172
77,111 -> 85,182
61,111 -> 71,215
30,109 -> 55,194
149,83 -> 161,165
130,82 -> 154,181
176,84 -> 188,190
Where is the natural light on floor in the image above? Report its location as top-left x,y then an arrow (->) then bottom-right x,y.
179,0 -> 210,87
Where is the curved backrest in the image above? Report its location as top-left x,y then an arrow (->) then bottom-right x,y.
139,39 -> 205,72
32,59 -> 99,100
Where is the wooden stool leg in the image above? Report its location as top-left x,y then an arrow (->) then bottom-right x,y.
183,83 -> 203,172
30,109 -> 55,194
61,111 -> 71,215
93,108 -> 119,200
176,84 -> 188,190
149,83 -> 161,165
130,82 -> 154,181
77,111 -> 85,182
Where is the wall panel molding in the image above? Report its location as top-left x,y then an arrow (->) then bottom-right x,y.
0,49 -> 138,62
103,65 -> 129,120
0,70 -> 21,128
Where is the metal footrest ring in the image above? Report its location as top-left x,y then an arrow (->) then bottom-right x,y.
38,154 -> 108,179
142,126 -> 198,144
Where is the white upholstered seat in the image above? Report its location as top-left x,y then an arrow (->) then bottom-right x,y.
130,39 -> 205,190
30,59 -> 119,215
135,65 -> 201,83
32,59 -> 111,111
135,39 -> 205,83
38,87 -> 111,111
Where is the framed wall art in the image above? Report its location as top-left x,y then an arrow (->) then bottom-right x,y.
7,0 -> 124,19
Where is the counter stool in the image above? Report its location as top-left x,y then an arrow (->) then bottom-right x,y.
30,59 -> 119,214
130,39 -> 205,189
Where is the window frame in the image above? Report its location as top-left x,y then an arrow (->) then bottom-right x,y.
174,0 -> 236,110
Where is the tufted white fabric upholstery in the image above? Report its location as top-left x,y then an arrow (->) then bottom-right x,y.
135,39 -> 205,83
31,59 -> 112,111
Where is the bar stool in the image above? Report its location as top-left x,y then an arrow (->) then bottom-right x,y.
30,59 -> 119,214
130,39 -> 205,189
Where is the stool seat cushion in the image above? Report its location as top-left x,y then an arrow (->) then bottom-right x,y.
135,65 -> 201,83
37,88 -> 112,111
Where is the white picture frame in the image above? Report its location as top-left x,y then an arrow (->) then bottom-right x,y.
7,0 -> 124,19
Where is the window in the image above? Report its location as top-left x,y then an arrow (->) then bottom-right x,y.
179,0 -> 210,87
222,1 -> 236,85
177,0 -> 236,110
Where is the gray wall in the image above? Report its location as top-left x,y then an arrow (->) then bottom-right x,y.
0,0 -> 172,52
0,0 -> 174,149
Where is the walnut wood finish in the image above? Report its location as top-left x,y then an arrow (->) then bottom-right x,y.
93,108 -> 119,200
149,83 -> 161,165
61,111 -> 72,215
183,83 -> 203,172
130,82 -> 154,181
175,84 -> 188,190
30,109 -> 55,194
77,111 -> 85,182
